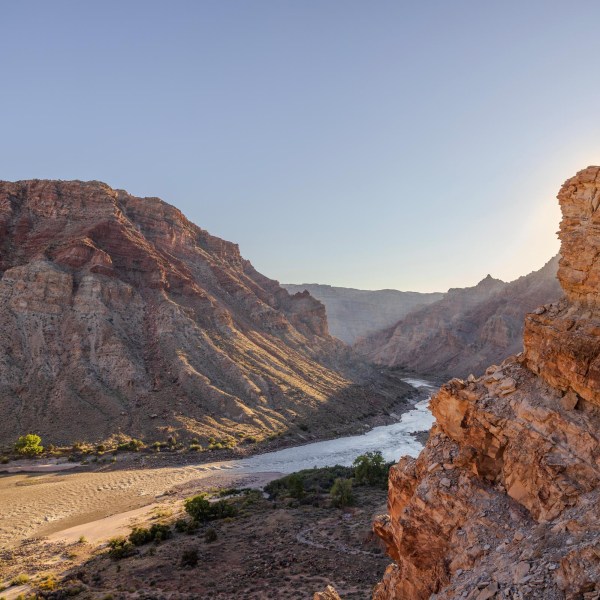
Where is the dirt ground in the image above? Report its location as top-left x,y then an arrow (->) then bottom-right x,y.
1,483 -> 389,600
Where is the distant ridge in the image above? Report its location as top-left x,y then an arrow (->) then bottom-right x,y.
355,256 -> 562,378
282,283 -> 443,344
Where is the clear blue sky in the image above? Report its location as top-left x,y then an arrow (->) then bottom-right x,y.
2,1 -> 600,292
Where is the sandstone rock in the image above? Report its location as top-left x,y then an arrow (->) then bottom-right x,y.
560,390 -> 579,411
476,582 -> 498,600
372,167 -> 600,600
513,561 -> 530,583
314,585 -> 342,600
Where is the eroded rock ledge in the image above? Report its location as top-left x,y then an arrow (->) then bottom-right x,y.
373,167 -> 600,599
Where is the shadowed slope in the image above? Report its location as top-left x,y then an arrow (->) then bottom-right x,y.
0,180 -> 410,446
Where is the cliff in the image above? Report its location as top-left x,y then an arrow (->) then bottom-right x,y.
356,257 -> 562,379
283,284 -> 443,344
0,180 -> 411,446
373,167 -> 600,599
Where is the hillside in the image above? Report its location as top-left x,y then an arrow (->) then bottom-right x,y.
283,284 -> 443,344
0,180 -> 411,447
355,256 -> 562,378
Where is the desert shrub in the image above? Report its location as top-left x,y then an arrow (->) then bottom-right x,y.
330,478 -> 354,508
128,523 -> 171,546
149,523 -> 171,542
184,494 -> 212,521
117,439 -> 144,452
37,573 -> 58,591
184,494 -> 237,522
204,528 -> 218,543
14,435 -> 43,457
209,500 -> 237,519
11,574 -> 30,586
174,517 -> 198,534
352,451 -> 391,488
265,465 -> 353,500
128,527 -> 153,546
107,536 -> 136,559
286,473 -> 305,499
188,443 -> 203,452
180,548 -> 199,568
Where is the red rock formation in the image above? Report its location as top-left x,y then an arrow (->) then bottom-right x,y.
0,180 -> 410,446
374,167 -> 600,599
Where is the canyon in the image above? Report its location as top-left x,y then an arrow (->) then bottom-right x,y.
373,166 -> 600,599
283,284 -> 443,344
0,180 -> 411,448
356,256 -> 562,379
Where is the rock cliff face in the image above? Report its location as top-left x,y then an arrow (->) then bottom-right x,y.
0,180 -> 410,446
356,257 -> 562,379
373,167 -> 600,599
283,284 -> 443,344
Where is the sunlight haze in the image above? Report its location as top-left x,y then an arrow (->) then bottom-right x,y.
2,1 -> 600,291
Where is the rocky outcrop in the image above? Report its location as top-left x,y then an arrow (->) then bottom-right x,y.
356,257 -> 562,379
283,284 -> 443,344
314,586 -> 342,600
374,167 -> 600,599
0,180 -> 412,446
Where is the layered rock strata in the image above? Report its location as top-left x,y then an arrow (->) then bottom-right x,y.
0,180 -> 410,446
374,167 -> 600,599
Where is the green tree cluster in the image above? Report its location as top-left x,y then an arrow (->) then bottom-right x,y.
14,434 -> 43,457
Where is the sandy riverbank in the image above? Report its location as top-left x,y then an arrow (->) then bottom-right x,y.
0,461 -> 280,553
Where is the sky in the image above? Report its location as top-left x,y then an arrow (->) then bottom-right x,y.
2,1 -> 600,292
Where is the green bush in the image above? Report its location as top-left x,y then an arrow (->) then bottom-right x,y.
128,523 -> 171,546
14,435 -> 43,457
117,439 -> 144,452
286,473 -> 305,499
107,536 -> 136,559
330,478 -> 354,508
352,451 -> 391,487
184,494 -> 238,522
174,518 -> 198,534
184,494 -> 212,521
265,465 -> 353,500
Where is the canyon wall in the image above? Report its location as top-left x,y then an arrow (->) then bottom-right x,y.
373,167 -> 600,599
356,257 -> 561,379
0,180 -> 411,446
283,284 -> 443,344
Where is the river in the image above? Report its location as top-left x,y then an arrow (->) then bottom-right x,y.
0,378 -> 438,550
206,377 -> 437,475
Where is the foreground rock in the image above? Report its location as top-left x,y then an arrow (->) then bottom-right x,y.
374,167 -> 600,599
314,585 -> 343,600
0,180 -> 411,447
356,256 -> 561,379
